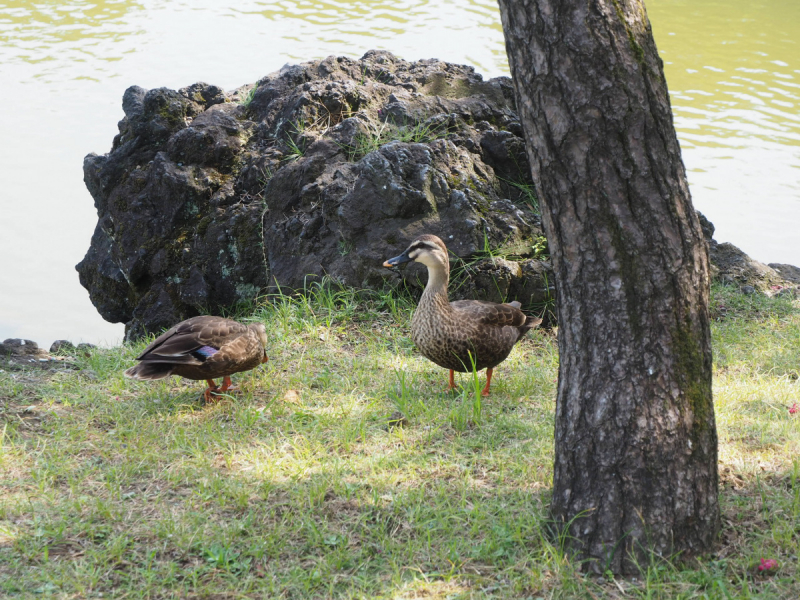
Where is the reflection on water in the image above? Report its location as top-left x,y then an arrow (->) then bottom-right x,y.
0,0 -> 143,82
648,0 -> 800,271
0,0 -> 798,346
653,1 -> 800,147
234,0 -> 506,69
1,1 -> 508,84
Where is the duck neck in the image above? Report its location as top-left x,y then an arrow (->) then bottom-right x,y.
419,263 -> 451,312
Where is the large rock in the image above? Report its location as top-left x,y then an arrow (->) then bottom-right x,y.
78,53 -> 797,338
1,339 -> 46,357
78,52 -> 549,339
768,263 -> 800,284
697,212 -> 792,291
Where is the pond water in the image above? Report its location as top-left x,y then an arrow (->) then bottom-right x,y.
1,0 -> 798,348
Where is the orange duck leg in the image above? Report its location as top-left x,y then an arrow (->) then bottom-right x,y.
481,368 -> 494,397
219,375 -> 239,394
203,379 -> 220,403
447,369 -> 457,393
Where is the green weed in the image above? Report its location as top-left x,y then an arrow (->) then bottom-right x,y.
283,121 -> 308,161
239,84 -> 258,108
500,177 -> 540,214
343,118 -> 450,161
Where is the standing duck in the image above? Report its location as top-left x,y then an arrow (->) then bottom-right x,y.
384,234 -> 542,396
124,316 -> 269,402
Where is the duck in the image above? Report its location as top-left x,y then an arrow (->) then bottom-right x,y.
384,234 -> 542,396
124,315 -> 269,402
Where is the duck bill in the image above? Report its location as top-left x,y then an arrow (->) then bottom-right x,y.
261,355 -> 269,364
383,250 -> 413,268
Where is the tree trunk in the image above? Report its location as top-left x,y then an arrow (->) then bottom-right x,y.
497,0 -> 719,573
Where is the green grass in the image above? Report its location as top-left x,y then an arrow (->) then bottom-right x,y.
343,118 -> 450,161
284,132 -> 306,161
238,85 -> 257,108
1,283 -> 798,598
499,178 -> 540,215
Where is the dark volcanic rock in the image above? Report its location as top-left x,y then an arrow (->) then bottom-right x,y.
1,339 -> 44,357
78,53 -> 797,338
1,338 -> 52,369
768,263 -> 800,284
50,340 -> 76,354
696,212 -> 790,290
710,243 -> 783,289
78,51 -> 548,339
1,339 -> 79,371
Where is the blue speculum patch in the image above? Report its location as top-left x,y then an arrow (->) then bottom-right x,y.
193,345 -> 219,359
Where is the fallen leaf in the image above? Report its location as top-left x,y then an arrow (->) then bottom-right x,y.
282,389 -> 301,404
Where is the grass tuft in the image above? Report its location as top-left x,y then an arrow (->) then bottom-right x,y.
343,118 -> 450,161
239,84 -> 257,108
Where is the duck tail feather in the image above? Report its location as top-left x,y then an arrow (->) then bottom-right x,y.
124,363 -> 174,380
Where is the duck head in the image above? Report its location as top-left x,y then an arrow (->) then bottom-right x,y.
383,234 -> 450,271
248,322 -> 269,363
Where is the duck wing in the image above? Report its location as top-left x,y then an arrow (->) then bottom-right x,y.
450,300 -> 531,329
201,330 -> 262,374
135,316 -> 249,365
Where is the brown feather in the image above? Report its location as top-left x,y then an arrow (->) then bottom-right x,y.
124,362 -> 174,380
386,235 -> 542,374
126,316 -> 268,383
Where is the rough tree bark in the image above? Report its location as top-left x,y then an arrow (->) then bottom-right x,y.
497,0 -> 719,573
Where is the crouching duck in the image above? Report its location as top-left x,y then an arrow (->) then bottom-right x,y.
124,316 -> 269,402
384,234 -> 542,396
